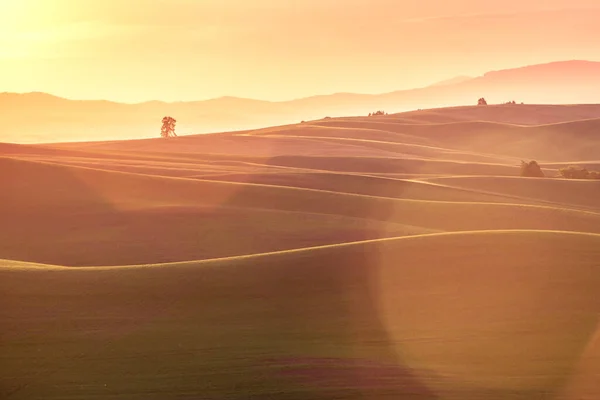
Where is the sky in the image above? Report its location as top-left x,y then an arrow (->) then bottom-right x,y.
1,0 -> 600,103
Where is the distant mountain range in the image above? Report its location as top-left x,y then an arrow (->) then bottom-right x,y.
2,60 -> 600,143
428,76 -> 474,87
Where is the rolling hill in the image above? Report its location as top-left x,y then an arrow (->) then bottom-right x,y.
2,231 -> 599,399
2,60 -> 600,143
1,103 -> 599,399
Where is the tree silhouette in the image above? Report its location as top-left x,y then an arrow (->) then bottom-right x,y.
478,98 -> 488,106
161,116 -> 177,138
559,166 -> 600,179
520,160 -> 545,177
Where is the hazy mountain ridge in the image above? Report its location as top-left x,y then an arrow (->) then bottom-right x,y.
2,60 -> 600,143
428,76 -> 474,87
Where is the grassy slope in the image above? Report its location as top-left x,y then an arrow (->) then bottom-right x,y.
35,105 -> 600,161
373,104 -> 600,124
196,171 -> 531,204
385,104 -> 600,125
1,231 -> 599,399
2,104 -> 600,399
421,176 -> 600,211
3,156 -> 600,266
0,157 -> 436,266
307,118 -> 600,162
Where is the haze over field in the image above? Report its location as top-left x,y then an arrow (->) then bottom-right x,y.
2,0 -> 600,143
2,60 -> 600,143
2,0 -> 600,399
2,103 -> 600,399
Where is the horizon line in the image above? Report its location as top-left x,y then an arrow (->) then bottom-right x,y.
2,58 -> 597,105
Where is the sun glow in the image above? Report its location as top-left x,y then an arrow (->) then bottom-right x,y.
1,0 -> 599,102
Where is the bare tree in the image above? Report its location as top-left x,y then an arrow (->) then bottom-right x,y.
161,116 -> 177,138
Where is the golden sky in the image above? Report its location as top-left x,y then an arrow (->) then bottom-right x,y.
1,0 -> 600,102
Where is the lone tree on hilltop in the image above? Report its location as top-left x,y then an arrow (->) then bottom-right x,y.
478,97 -> 488,106
520,160 -> 545,177
161,116 -> 177,138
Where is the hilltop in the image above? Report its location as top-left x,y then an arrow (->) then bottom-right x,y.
2,60 -> 600,143
1,102 -> 599,399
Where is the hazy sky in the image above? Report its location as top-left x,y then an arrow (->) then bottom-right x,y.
2,0 -> 600,102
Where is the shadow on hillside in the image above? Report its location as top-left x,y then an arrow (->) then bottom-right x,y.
0,157 -> 121,265
4,156 -> 594,398
188,175 -> 441,399
237,243 -> 442,399
264,155 -> 412,174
